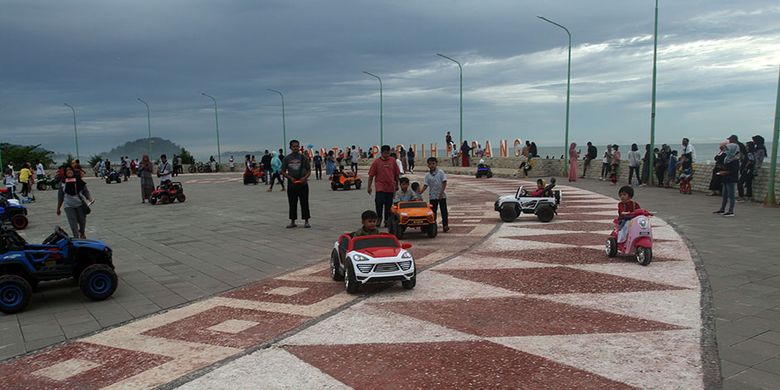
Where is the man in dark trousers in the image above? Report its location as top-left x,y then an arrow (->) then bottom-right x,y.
261,150 -> 272,185
367,145 -> 400,227
281,140 -> 311,228
582,142 -> 598,178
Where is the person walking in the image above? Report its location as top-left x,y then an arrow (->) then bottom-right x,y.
56,166 -> 91,239
421,157 -> 449,233
367,145 -> 400,227
568,143 -> 579,182
714,143 -> 740,217
582,142 -> 597,178
313,151 -> 323,180
268,151 -> 285,191
350,145 -> 360,174
399,146 -> 408,173
627,144 -> 642,186
407,146 -> 415,174
281,140 -> 311,228
139,154 -> 155,203
325,150 -> 336,178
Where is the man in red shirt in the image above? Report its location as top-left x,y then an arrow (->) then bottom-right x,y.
367,145 -> 400,227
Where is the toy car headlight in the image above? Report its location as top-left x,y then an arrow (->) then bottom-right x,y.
401,213 -> 409,217
401,251 -> 412,259
426,211 -> 433,215
352,254 -> 370,262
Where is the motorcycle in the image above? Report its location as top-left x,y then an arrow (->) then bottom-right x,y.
606,209 -> 653,266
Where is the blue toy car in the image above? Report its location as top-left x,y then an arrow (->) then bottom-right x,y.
0,198 -> 28,230
0,226 -> 117,314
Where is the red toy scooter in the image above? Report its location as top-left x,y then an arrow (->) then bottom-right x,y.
606,209 -> 653,266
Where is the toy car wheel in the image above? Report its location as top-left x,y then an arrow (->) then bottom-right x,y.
11,214 -> 28,230
606,237 -> 618,257
394,224 -> 405,240
331,183 -> 338,191
149,196 -> 158,205
330,250 -> 344,281
37,182 -> 47,191
499,204 -> 519,222
636,247 -> 652,266
105,178 -> 111,184
197,166 -> 204,173
176,193 -> 186,203
402,270 -> 416,290
344,260 -> 359,294
79,264 -> 118,300
188,166 -> 196,173
487,172 -> 493,178
536,205 -> 555,223
0,275 -> 32,314
355,181 -> 361,190
426,223 -> 437,238
344,182 -> 351,190
116,178 -> 122,183
160,193 -> 170,204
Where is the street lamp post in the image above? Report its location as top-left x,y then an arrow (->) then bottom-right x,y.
267,89 -> 287,150
137,98 -> 152,156
538,16 -> 572,174
437,53 -> 463,145
648,0 -> 660,185
765,65 -> 780,206
362,71 -> 384,146
200,92 -> 222,164
63,103 -> 80,161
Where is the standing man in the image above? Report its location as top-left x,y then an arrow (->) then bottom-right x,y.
421,157 -> 449,233
35,160 -> 45,181
445,131 -> 453,148
229,156 -> 235,172
367,145 -> 400,227
157,154 -> 173,187
681,138 -> 696,162
582,141 -> 597,178
281,140 -> 311,229
350,145 -> 360,174
261,150 -> 272,185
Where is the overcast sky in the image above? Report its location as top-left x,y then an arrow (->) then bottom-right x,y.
1,0 -> 779,158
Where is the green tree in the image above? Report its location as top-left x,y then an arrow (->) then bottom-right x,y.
87,154 -> 103,167
179,147 -> 194,164
0,143 -> 55,168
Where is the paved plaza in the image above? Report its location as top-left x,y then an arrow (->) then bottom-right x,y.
0,172 -> 722,389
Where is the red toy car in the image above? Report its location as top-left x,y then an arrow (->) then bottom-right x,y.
150,182 -> 186,205
330,233 -> 416,293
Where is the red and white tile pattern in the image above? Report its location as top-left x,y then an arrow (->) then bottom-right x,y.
0,176 -> 706,389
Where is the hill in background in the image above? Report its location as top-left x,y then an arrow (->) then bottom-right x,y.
100,138 -> 184,160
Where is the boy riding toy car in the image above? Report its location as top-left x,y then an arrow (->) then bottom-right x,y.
149,181 -> 186,205
330,232 -> 416,294
331,167 -> 362,190
494,178 -> 560,222
105,169 -> 123,184
387,201 -> 437,239
0,226 -> 118,313
476,159 -> 493,178
0,197 -> 28,230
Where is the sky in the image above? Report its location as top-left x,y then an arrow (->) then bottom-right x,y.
1,0 -> 779,159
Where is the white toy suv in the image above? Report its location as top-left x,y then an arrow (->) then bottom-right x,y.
330,233 -> 416,293
494,178 -> 561,222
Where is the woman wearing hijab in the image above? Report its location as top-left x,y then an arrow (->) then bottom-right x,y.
139,154 -> 155,203
708,142 -> 728,196
56,166 -> 90,238
714,143 -> 740,217
568,143 -> 579,182
460,141 -> 471,167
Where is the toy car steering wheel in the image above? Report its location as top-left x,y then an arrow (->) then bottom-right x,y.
520,189 -> 528,197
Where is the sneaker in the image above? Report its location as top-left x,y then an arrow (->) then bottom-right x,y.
286,223 -> 297,228
722,212 -> 735,217
713,210 -> 724,214
304,221 -> 311,228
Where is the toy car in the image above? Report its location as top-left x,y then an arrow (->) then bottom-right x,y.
36,176 -> 60,191
330,233 -> 416,293
387,201 -> 437,239
476,163 -> 493,178
0,226 -> 117,313
149,181 -> 186,205
494,178 -> 560,222
0,198 -> 28,230
606,209 -> 653,266
105,170 -> 122,184
331,170 -> 362,190
0,188 -> 19,201
243,167 -> 266,185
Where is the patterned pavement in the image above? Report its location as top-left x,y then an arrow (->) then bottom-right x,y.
0,175 -> 709,389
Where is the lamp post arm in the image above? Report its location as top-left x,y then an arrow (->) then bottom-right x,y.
363,72 -> 384,146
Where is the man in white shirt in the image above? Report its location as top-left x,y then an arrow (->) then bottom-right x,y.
391,152 -> 404,175
350,146 -> 360,174
681,138 -> 696,162
157,154 -> 173,186
35,160 -> 45,180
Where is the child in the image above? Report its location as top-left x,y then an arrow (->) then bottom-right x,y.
665,151 -> 678,188
617,186 -> 640,243
411,182 -> 422,199
352,210 -> 380,237
610,145 -> 621,185
529,179 -> 546,197
421,157 -> 449,232
677,154 -> 694,194
394,177 -> 421,204
3,168 -> 15,197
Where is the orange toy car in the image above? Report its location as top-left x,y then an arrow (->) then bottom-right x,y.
331,170 -> 362,191
387,201 -> 437,239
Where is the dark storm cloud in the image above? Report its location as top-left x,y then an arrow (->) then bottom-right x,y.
1,0 -> 778,158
